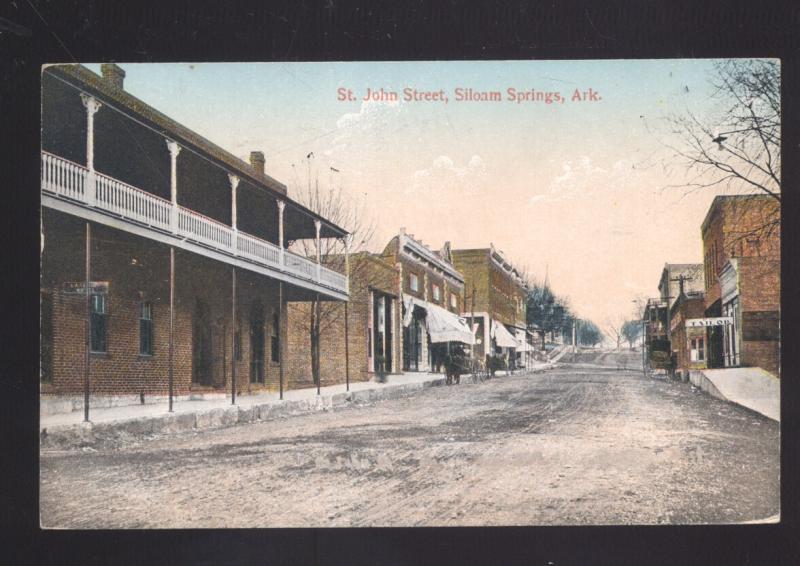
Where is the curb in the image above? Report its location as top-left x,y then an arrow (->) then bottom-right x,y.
41,377 -> 446,450
40,367 -> 555,451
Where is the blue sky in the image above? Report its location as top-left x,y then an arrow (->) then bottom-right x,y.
84,59 -> 760,326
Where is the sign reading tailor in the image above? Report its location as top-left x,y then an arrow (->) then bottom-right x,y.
685,317 -> 733,328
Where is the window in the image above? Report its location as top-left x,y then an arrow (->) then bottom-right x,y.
432,283 -> 441,302
690,337 -> 705,362
271,312 -> 280,363
90,293 -> 107,352
139,301 -> 153,355
450,293 -> 457,309
409,273 -> 419,292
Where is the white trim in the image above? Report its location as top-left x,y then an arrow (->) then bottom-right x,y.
43,193 -> 348,301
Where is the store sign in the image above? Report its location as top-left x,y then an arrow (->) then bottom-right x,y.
62,281 -> 109,295
685,317 -> 732,328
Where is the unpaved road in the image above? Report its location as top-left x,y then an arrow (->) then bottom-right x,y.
40,352 -> 779,527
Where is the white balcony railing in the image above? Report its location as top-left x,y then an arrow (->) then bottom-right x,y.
41,151 -> 347,295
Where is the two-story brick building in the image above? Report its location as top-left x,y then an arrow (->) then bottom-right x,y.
285,251 -> 402,388
451,245 -> 530,369
40,64 -> 349,414
701,195 -> 780,375
380,229 -> 473,372
668,286 -> 707,380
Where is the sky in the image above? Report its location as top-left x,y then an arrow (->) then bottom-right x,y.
85,60 -> 758,327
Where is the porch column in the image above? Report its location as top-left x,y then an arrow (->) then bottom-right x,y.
231,266 -> 237,404
83,222 -> 92,422
168,247 -> 175,412
277,200 -> 285,267
344,234 -> 352,390
278,280 -> 284,400
80,94 -> 102,207
166,140 -> 181,233
229,174 -> 239,255
314,219 -> 322,281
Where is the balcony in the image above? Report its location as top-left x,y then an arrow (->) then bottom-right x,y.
41,151 -> 348,297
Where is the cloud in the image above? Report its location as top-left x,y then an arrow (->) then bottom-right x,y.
406,154 -> 487,195
529,156 -> 643,204
329,99 -> 404,150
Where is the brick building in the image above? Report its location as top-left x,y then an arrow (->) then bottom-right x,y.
285,252 -> 402,388
40,64 -> 349,410
379,229 -> 473,372
451,245 -> 531,369
669,289 -> 707,380
701,195 -> 780,375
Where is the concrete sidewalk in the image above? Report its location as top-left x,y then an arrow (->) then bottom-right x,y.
690,367 -> 780,422
40,365 -> 554,449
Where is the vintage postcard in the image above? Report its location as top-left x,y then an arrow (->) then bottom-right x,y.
39,60 -> 780,528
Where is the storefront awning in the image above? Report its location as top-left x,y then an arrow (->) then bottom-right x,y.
515,329 -> 534,351
491,320 -> 518,349
402,294 -> 475,344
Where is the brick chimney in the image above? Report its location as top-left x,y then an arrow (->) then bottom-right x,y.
249,151 -> 265,176
100,63 -> 126,90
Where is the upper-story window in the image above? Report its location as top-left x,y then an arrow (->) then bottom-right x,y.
450,292 -> 458,309
432,283 -> 441,302
409,273 -> 419,292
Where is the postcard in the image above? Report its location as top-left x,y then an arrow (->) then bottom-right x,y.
39,59 -> 780,528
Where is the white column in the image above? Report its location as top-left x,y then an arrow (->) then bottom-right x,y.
80,94 -> 102,207
229,174 -> 239,254
277,200 -> 285,267
344,234 -> 352,294
314,219 -> 322,281
166,140 -> 181,233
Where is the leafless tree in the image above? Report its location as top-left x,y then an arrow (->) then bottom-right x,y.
604,317 -> 623,350
662,59 -> 780,240
288,160 -> 377,386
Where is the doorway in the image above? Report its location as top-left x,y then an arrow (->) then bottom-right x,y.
250,302 -> 265,384
192,298 -> 213,385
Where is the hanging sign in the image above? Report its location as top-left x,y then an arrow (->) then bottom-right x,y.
685,317 -> 732,328
62,281 -> 109,295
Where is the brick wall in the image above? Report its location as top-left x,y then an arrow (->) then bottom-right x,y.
286,253 -> 401,388
41,210 -> 286,397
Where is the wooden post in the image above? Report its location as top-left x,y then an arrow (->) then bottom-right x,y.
168,247 -> 175,412
279,280 -> 284,400
316,292 -> 321,396
344,234 -> 351,390
345,300 -> 350,392
231,267 -> 237,405
84,222 -> 91,422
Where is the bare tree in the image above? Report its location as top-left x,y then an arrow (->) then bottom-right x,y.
288,160 -> 377,386
604,317 -> 623,350
663,59 -> 780,240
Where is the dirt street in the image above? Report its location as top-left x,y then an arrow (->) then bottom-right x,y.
40,352 -> 779,528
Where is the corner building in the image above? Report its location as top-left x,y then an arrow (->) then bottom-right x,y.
40,64 -> 349,407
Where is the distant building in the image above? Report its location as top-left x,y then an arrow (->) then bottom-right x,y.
643,298 -> 670,369
451,245 -> 530,369
669,288 -> 707,380
380,229 -> 473,372
701,195 -> 780,375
